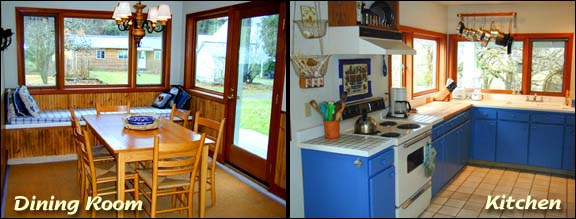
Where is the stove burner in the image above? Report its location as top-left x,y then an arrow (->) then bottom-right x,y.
379,121 -> 398,126
355,130 -> 381,135
397,123 -> 421,129
380,132 -> 400,137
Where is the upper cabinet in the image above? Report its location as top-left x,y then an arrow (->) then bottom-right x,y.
328,1 -> 399,31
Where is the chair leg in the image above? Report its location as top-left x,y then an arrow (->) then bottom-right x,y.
134,174 -> 139,219
188,190 -> 193,218
211,174 -> 216,206
151,190 -> 157,218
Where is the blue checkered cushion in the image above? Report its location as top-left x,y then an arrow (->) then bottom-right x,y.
9,107 -> 173,125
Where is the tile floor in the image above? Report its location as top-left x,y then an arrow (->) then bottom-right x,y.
420,165 -> 575,218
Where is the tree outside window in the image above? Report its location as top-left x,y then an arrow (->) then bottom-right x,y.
413,38 -> 437,93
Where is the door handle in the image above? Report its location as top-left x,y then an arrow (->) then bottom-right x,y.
228,88 -> 236,100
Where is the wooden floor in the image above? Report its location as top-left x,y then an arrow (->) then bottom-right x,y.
2,161 -> 286,218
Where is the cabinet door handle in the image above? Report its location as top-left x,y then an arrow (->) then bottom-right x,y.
353,159 -> 362,168
380,159 -> 388,166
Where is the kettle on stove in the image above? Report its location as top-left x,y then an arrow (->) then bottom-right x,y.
354,109 -> 378,134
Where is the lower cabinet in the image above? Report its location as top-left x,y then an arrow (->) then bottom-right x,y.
432,113 -> 470,196
528,123 -> 563,169
471,119 -> 497,161
564,126 -> 575,171
432,136 -> 446,196
496,121 -> 529,165
302,148 -> 395,218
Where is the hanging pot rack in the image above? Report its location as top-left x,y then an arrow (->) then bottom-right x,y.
456,12 -> 517,54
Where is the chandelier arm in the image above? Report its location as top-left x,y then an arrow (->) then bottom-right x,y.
142,20 -> 155,34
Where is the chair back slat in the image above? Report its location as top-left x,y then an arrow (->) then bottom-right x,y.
96,102 -> 131,115
193,111 -> 226,163
152,134 -> 205,179
170,104 -> 192,128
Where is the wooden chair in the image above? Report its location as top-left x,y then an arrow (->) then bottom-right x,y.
69,108 -> 114,187
135,134 -> 206,218
193,111 -> 226,206
170,104 -> 192,129
96,102 -> 130,115
71,117 -> 137,218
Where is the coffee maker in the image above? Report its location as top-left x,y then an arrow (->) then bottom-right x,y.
389,87 -> 411,118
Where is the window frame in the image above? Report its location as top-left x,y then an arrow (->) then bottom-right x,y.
96,49 -> 105,59
389,26 -> 446,100
448,33 -> 573,97
16,7 -> 172,94
154,50 -> 161,60
184,8 -> 230,101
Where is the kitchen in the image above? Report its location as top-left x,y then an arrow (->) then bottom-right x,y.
289,1 -> 575,218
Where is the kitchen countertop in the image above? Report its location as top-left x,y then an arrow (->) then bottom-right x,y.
412,102 -> 473,122
300,134 -> 395,157
451,99 -> 575,113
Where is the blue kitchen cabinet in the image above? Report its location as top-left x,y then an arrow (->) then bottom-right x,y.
444,127 -> 460,182
302,148 -> 395,218
528,123 -> 563,169
471,119 -> 497,161
564,126 -> 575,171
431,136 -> 446,196
496,120 -> 529,165
460,121 -> 471,167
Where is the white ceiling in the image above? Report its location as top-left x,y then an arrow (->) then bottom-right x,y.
433,1 -> 573,6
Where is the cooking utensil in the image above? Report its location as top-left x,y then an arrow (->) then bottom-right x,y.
320,102 -> 327,120
309,100 -> 321,115
354,109 -> 378,134
335,102 -> 346,121
326,102 -> 335,121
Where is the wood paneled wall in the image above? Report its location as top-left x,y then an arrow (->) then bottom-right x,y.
33,92 -> 161,110
274,112 -> 286,189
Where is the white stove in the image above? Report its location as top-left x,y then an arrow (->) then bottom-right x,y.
342,97 -> 433,218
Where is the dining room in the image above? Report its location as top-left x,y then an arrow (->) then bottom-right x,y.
0,1 -> 286,218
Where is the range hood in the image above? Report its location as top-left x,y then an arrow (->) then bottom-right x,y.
324,26 -> 416,55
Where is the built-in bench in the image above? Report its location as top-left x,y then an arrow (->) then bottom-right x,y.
4,90 -> 193,162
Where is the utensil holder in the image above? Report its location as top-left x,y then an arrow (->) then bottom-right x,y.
324,120 -> 340,139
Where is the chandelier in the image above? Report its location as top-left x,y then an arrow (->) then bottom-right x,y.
112,1 -> 171,47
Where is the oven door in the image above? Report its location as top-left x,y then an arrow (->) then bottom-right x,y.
394,131 -> 432,206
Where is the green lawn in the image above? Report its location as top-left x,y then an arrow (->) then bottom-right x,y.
239,98 -> 272,135
89,71 -> 162,85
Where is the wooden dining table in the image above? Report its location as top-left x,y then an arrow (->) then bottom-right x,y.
83,114 -> 212,218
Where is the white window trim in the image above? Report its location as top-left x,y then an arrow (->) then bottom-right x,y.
96,50 -> 105,60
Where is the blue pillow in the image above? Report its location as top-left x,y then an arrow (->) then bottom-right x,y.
175,88 -> 191,109
165,87 -> 180,109
13,86 -> 30,116
152,92 -> 174,109
17,85 -> 41,117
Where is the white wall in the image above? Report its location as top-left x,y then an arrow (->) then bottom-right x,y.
183,1 -> 247,14
446,2 -> 575,98
400,1 -> 447,33
0,1 -> 184,87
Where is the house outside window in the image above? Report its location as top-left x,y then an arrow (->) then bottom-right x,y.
117,50 -> 128,60
96,50 -> 105,59
154,51 -> 161,60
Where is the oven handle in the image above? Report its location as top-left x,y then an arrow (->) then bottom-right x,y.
401,180 -> 431,209
401,130 -> 432,148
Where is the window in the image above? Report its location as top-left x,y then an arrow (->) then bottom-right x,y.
22,16 -> 56,87
530,40 -> 566,93
17,7 -> 171,92
154,51 -> 161,60
456,41 -> 523,91
117,50 -> 128,60
413,38 -> 437,93
95,50 -> 105,59
451,33 -> 572,96
389,26 -> 445,99
190,16 -> 229,93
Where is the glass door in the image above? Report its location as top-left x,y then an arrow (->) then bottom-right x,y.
226,6 -> 281,183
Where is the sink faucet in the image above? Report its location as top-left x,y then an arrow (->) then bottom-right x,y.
533,93 -> 538,101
